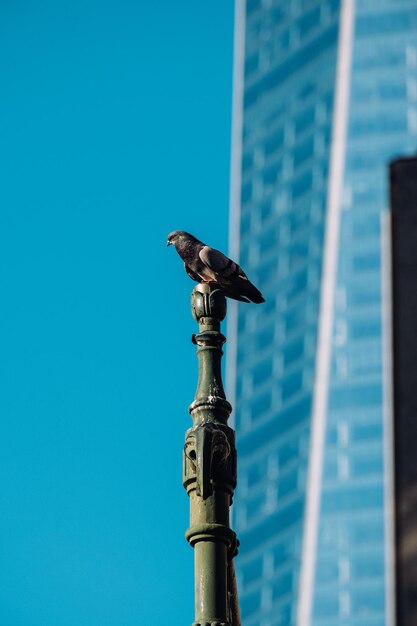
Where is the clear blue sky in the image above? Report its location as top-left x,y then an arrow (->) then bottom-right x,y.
0,2 -> 234,624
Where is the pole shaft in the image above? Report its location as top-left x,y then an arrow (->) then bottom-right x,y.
183,285 -> 239,626
195,541 -> 228,620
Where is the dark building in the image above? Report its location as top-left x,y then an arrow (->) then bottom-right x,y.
389,155 -> 417,626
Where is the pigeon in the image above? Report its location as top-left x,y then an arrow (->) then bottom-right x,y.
167,230 -> 265,304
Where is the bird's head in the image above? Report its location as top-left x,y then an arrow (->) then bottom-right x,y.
166,231 -> 180,247
166,230 -> 196,249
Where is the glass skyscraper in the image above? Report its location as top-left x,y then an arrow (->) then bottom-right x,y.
228,1 -> 417,625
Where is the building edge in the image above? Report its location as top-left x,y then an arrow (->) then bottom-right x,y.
296,1 -> 355,624
380,210 -> 397,626
227,0 -> 246,427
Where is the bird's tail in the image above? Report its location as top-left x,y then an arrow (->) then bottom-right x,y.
223,279 -> 265,304
246,282 -> 265,304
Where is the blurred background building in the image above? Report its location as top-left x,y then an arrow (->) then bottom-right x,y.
227,1 -> 417,625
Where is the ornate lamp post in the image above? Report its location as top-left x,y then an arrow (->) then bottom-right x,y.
183,283 -> 240,626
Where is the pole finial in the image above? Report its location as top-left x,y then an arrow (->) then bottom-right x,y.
191,284 -> 227,324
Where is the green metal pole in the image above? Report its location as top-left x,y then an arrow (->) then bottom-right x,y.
183,283 -> 240,626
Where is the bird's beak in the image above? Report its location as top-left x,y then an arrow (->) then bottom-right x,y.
166,240 -> 172,247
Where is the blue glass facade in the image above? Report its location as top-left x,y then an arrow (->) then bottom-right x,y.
229,1 -> 417,625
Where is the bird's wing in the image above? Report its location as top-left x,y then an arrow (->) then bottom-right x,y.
199,246 -> 245,279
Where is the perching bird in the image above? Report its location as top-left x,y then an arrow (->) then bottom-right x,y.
167,230 -> 265,304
